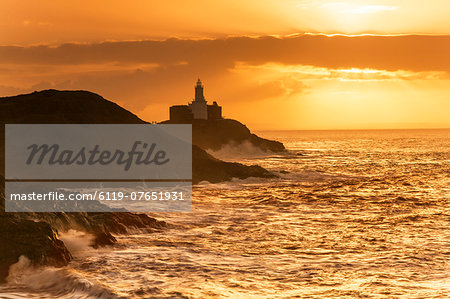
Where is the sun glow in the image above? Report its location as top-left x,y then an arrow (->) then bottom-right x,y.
224,63 -> 450,129
312,2 -> 399,33
320,3 -> 398,15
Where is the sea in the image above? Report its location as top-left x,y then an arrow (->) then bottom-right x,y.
0,129 -> 448,298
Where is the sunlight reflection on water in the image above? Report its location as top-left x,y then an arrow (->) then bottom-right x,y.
1,129 -> 449,298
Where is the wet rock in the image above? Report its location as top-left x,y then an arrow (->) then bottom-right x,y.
84,212 -> 168,234
192,145 -> 276,183
92,231 -> 117,248
0,214 -> 72,283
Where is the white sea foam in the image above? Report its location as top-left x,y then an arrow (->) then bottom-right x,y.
207,140 -> 275,161
1,256 -> 117,299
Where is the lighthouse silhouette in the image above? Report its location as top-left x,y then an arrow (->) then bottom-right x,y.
169,79 -> 222,122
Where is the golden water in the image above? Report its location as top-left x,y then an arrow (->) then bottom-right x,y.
1,129 -> 449,298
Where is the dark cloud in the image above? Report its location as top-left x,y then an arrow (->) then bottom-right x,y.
1,35 -> 450,72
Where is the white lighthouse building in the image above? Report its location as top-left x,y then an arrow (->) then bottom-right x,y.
169,79 -> 222,122
188,79 -> 208,119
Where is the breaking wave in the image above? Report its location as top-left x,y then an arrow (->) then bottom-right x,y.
0,256 -> 118,299
207,140 -> 275,160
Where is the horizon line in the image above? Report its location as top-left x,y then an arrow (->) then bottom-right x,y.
254,127 -> 450,132
3,32 -> 450,48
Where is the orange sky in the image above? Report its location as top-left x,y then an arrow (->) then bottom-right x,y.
0,1 -> 449,129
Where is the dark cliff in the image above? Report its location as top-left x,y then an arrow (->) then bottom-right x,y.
0,89 -> 275,183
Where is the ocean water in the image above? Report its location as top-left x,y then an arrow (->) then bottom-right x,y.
1,129 -> 449,298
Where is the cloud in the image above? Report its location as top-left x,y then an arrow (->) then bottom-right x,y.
0,34 -> 449,125
1,34 -> 449,72
235,63 -> 448,82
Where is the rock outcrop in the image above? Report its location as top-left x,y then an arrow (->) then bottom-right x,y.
0,214 -> 72,283
0,90 -> 279,182
192,145 -> 275,183
162,118 -> 285,153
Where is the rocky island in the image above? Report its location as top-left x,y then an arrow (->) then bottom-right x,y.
163,79 -> 285,152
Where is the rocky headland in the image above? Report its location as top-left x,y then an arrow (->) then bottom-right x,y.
0,89 -> 283,282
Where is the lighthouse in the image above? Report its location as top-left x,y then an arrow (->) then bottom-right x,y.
188,79 -> 208,119
169,79 -> 222,122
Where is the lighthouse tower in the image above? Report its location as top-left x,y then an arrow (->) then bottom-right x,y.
188,78 -> 208,119
194,78 -> 206,101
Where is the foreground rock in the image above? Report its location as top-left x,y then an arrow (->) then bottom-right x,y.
0,173 -> 167,282
0,208 -> 168,282
0,214 -> 72,283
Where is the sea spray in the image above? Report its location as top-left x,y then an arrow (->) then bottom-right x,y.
208,140 -> 275,160
59,230 -> 95,257
2,256 -> 118,299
